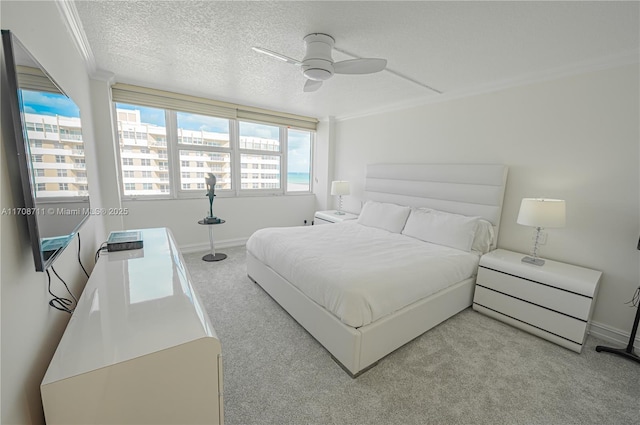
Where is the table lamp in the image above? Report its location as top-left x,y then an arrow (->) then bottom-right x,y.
331,181 -> 350,215
517,198 -> 566,266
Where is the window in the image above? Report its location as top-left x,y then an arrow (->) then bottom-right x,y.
177,111 -> 232,193
239,122 -> 280,191
57,169 -> 67,177
287,129 -> 312,192
35,169 -> 45,177
59,183 -> 69,191
113,95 -> 315,198
33,155 -> 43,162
116,103 -> 167,196
55,155 -> 66,163
179,150 -> 231,191
37,183 -> 46,192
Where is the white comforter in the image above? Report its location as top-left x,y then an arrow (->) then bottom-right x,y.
246,221 -> 480,328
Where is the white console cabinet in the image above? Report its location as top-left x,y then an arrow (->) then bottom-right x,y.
41,228 -> 223,424
473,249 -> 601,353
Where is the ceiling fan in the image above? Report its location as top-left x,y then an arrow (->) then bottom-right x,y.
252,33 -> 387,92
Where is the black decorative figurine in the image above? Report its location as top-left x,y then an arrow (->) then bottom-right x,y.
204,173 -> 221,224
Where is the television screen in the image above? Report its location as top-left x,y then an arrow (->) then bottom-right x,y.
1,30 -> 90,271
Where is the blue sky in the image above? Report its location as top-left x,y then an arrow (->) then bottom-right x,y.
21,89 -> 80,118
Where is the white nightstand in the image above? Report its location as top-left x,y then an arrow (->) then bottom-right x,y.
314,210 -> 358,225
473,249 -> 602,353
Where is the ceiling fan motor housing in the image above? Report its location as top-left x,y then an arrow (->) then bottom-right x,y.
302,33 -> 335,81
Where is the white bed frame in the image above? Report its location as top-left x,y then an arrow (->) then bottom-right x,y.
247,163 -> 508,376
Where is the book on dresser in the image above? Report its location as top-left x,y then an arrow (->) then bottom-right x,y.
473,249 -> 602,353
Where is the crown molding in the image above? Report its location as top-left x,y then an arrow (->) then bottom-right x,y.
336,50 -> 640,122
92,69 -> 116,84
55,0 -> 98,77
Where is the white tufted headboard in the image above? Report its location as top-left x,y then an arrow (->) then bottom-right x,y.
364,163 -> 509,243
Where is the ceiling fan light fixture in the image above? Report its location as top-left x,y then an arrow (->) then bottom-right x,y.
302,58 -> 334,80
253,32 -> 392,92
304,68 -> 332,81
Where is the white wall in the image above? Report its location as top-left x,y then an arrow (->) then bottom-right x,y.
122,195 -> 316,251
1,2 -> 105,424
334,64 -> 639,344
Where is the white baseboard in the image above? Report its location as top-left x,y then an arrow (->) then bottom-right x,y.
589,320 -> 639,350
179,237 -> 247,254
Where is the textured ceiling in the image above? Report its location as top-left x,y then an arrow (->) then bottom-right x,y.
73,1 -> 639,120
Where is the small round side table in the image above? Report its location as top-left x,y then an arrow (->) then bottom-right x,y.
197,218 -> 226,262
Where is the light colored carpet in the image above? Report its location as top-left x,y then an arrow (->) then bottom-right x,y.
183,246 -> 640,425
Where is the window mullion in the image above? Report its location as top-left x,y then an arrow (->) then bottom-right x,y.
230,119 -> 240,196
280,126 -> 287,195
165,110 -> 179,198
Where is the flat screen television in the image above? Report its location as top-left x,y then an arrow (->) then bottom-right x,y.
1,29 -> 90,272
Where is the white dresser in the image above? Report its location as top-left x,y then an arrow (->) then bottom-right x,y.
41,228 -> 223,424
473,249 -> 601,353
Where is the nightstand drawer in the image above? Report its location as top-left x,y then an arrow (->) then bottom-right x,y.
474,286 -> 587,345
314,216 -> 332,225
477,266 -> 592,321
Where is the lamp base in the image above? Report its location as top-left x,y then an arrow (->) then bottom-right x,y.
522,256 -> 545,266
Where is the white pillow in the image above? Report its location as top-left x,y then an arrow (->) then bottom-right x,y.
357,201 -> 411,233
471,219 -> 495,254
402,208 -> 480,252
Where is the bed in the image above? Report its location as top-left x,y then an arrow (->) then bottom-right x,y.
247,163 -> 508,376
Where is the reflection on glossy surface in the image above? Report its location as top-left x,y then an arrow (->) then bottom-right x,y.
2,30 -> 91,271
42,228 -> 217,384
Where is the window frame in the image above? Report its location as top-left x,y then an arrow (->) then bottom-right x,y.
236,120 -> 283,196
113,102 -> 314,200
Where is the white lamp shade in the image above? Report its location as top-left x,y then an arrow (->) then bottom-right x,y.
331,181 -> 350,196
517,198 -> 566,228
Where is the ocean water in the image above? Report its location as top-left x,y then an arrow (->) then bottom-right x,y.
287,172 -> 310,184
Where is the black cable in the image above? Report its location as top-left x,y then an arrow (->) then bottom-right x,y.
45,269 -> 74,314
77,232 -> 89,278
625,286 -> 640,308
95,241 -> 107,263
51,266 -> 78,305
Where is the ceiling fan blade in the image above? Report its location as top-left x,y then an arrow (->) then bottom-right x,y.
252,47 -> 301,66
333,58 -> 387,75
303,79 -> 323,92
